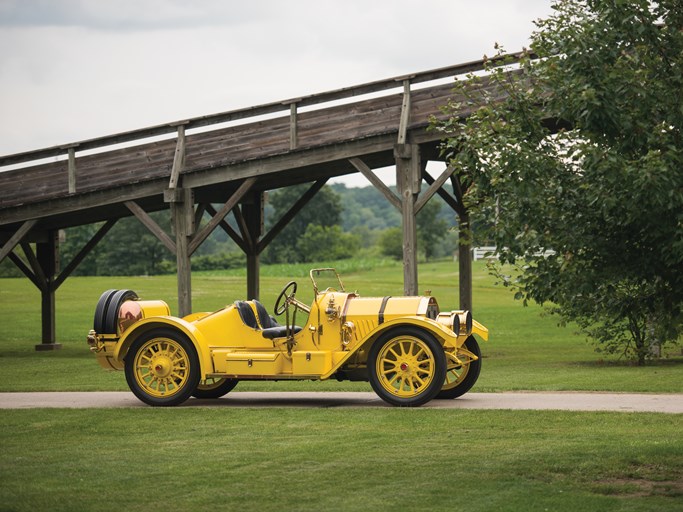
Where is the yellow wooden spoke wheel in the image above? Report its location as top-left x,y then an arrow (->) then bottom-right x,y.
437,336 -> 482,399
192,377 -> 238,399
124,328 -> 200,406
368,327 -> 446,407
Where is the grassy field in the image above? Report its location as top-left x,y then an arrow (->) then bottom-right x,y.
0,259 -> 681,511
0,259 -> 680,392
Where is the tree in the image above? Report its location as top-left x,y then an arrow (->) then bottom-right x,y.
379,227 -> 404,260
434,0 -> 683,364
264,184 -> 344,263
298,225 -> 360,262
417,199 -> 449,260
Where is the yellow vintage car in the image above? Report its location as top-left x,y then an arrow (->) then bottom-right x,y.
87,268 -> 488,407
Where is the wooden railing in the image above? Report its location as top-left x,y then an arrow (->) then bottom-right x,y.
0,51 -> 528,170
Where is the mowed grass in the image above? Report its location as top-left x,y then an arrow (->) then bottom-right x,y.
0,408 -> 681,511
0,260 -> 681,511
0,259 -> 680,392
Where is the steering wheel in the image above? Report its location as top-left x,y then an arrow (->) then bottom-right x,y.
274,281 -> 298,316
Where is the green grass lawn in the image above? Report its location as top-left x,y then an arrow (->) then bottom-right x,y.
0,259 -> 680,392
0,260 -> 681,511
0,408 -> 680,511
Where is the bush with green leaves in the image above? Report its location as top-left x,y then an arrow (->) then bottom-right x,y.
434,0 -> 683,364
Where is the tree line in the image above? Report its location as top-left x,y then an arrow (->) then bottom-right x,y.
0,182 -> 459,278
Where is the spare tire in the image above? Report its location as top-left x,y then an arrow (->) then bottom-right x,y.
103,289 -> 138,335
93,289 -> 117,333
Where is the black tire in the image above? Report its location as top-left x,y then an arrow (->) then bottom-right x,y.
192,377 -> 239,399
104,289 -> 138,334
368,326 -> 447,407
436,336 -> 482,399
124,328 -> 200,406
93,289 -> 117,333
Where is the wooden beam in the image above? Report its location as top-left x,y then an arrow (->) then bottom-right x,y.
20,241 -> 48,292
415,165 -> 455,214
36,231 -> 61,348
243,192 -> 264,300
348,158 -> 402,211
8,251 -> 42,289
289,102 -> 298,150
257,179 -> 328,253
54,219 -> 117,289
204,204 -> 247,252
124,201 -> 177,254
395,145 -> 420,295
68,147 -> 76,194
233,206 -> 253,250
189,177 -> 256,256
397,80 -> 411,145
172,194 -> 193,316
194,203 -> 207,231
422,171 -> 465,216
0,219 -> 37,263
168,124 -> 186,189
458,209 -> 473,312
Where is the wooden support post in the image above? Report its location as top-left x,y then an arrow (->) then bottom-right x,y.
289,102 -> 298,150
243,192 -> 264,300
68,147 -> 77,194
458,209 -> 473,312
172,188 -> 194,317
395,144 -> 421,295
36,231 -> 62,350
397,80 -> 411,145
168,124 -> 186,190
423,167 -> 474,312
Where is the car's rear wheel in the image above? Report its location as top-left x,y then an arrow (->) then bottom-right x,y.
192,377 -> 238,399
368,327 -> 446,407
437,336 -> 481,399
124,328 -> 200,406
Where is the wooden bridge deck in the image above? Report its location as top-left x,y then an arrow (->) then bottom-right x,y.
0,58 -> 507,232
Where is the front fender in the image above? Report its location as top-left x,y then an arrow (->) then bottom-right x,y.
114,316 -> 212,379
370,316 -> 460,348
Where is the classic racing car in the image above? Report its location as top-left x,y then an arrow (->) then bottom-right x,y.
87,268 -> 488,407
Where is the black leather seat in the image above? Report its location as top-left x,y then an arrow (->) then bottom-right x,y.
235,301 -> 258,329
253,300 -> 280,329
235,300 -> 302,339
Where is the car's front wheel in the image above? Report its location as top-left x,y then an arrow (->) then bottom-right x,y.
368,327 -> 447,407
192,377 -> 238,399
124,328 -> 200,406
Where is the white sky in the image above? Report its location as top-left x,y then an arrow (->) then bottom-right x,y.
0,0 -> 553,186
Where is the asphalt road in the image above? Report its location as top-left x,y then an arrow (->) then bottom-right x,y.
0,391 -> 681,413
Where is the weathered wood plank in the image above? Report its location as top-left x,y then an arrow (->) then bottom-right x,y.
348,157 -> 401,211
0,219 -> 38,262
188,177 -> 257,255
124,200 -> 176,254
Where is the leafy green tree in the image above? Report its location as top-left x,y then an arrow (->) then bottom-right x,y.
97,214 -> 174,276
298,225 -> 360,262
379,227 -> 404,260
417,199 -> 449,260
434,0 -> 683,364
264,184 -> 344,263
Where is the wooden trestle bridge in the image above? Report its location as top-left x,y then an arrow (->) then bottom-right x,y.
0,54 -> 518,350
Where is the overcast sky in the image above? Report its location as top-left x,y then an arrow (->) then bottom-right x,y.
0,0 -> 553,185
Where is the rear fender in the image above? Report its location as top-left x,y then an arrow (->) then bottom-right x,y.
113,317 -> 212,378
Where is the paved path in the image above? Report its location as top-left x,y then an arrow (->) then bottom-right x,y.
0,391 -> 681,413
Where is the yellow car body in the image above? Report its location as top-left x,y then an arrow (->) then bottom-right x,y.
87,269 -> 488,407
